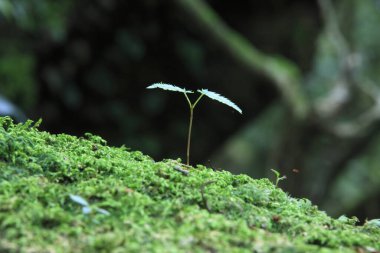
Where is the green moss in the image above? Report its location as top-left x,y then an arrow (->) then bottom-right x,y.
0,116 -> 379,252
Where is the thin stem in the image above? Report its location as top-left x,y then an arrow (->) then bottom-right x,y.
186,106 -> 193,165
193,93 -> 205,108
184,92 -> 205,165
183,92 -> 192,108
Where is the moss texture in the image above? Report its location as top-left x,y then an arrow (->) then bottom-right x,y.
0,116 -> 379,253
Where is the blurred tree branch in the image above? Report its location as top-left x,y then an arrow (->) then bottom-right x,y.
314,0 -> 352,119
316,0 -> 380,138
174,0 -> 310,120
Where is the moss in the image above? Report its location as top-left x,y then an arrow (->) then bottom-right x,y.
0,116 -> 379,253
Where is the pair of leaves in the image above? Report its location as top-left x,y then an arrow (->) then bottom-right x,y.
69,194 -> 110,215
147,83 -> 242,114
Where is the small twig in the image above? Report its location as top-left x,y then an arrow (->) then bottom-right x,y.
200,180 -> 216,211
180,163 -> 193,169
172,165 -> 189,176
168,159 -> 193,168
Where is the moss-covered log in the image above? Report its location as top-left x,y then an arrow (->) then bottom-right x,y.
0,116 -> 379,252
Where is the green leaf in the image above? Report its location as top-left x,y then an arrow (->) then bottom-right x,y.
270,169 -> 280,178
147,83 -> 193,93
198,89 -> 242,114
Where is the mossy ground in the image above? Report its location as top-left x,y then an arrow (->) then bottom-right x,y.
0,117 -> 379,253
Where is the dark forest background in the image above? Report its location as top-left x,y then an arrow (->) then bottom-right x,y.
1,0 -> 380,221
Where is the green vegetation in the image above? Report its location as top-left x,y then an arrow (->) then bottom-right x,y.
147,83 -> 242,165
0,116 -> 379,253
270,169 -> 287,187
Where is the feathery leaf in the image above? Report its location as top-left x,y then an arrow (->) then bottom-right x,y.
147,83 -> 193,93
198,89 -> 242,114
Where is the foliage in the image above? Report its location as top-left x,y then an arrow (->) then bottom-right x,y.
0,116 -> 379,252
0,0 -> 379,221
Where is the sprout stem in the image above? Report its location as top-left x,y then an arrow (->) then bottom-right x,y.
187,107 -> 193,165
184,93 -> 205,165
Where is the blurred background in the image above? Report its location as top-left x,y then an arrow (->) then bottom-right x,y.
1,0 -> 380,221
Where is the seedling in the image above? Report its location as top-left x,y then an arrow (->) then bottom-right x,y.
270,169 -> 287,187
147,83 -> 242,165
69,194 -> 110,216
